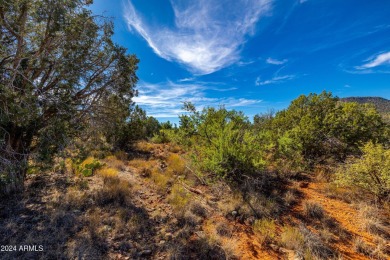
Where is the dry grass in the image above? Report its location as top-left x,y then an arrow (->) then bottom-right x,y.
49,187 -> 90,211
358,204 -> 387,237
280,226 -> 305,250
135,141 -> 158,152
281,225 -> 337,259
303,201 -> 325,220
65,158 -> 73,174
353,237 -> 372,256
372,237 -> 390,260
113,150 -> 128,161
298,226 -> 337,259
218,193 -> 245,217
284,189 -> 299,207
166,153 -> 186,175
207,227 -> 239,259
189,201 -> 208,218
180,211 -> 203,227
352,236 -> 389,260
103,155 -> 126,171
97,167 -> 119,180
168,144 -> 182,153
246,193 -> 282,219
253,218 -> 277,245
215,222 -> 233,237
202,219 -> 240,259
168,183 -> 192,215
314,164 -> 335,182
94,172 -> 132,207
127,158 -> 149,168
167,237 -> 226,259
150,167 -> 172,193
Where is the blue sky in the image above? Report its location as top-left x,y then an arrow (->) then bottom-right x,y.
91,0 -> 390,123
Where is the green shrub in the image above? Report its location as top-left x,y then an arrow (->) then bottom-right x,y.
264,92 -> 386,169
151,129 -> 173,143
253,218 -> 277,244
179,105 -> 265,181
335,142 -> 390,202
74,157 -> 103,177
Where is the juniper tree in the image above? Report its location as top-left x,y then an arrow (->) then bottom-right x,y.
0,0 -> 138,195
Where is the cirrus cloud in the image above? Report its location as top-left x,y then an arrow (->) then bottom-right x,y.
255,74 -> 296,86
357,51 -> 390,69
266,57 -> 288,65
124,0 -> 272,75
134,81 -> 262,118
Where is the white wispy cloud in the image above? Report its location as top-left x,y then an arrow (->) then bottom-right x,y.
134,81 -> 262,117
124,0 -> 272,74
255,75 -> 296,86
357,51 -> 390,69
266,57 -> 288,65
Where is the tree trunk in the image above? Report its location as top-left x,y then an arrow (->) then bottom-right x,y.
0,128 -> 29,197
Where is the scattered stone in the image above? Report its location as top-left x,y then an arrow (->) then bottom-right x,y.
195,231 -> 205,238
138,249 -> 152,257
165,232 -> 173,240
160,161 -> 167,169
118,241 -> 132,252
114,233 -> 125,241
209,196 -> 219,202
269,244 -> 279,251
244,216 -> 255,225
231,210 -> 238,216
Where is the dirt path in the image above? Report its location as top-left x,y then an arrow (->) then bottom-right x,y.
297,182 -> 376,260
202,215 -> 279,259
115,167 -> 176,259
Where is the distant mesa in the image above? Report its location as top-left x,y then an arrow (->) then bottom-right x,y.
340,97 -> 390,114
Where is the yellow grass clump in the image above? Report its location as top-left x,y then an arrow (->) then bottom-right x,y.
168,183 -> 191,214
97,167 -> 119,180
167,153 -> 186,175
104,155 -> 126,171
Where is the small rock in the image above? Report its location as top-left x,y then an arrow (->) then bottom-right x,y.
209,196 -> 219,202
195,231 -> 205,238
159,240 -> 166,245
231,210 -> 238,216
269,244 -> 279,251
138,249 -> 152,257
119,241 -> 132,251
114,234 -> 125,241
244,216 -> 255,225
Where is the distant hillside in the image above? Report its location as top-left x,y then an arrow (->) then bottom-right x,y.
340,97 -> 390,114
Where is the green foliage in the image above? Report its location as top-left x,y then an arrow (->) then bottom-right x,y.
151,129 -> 174,144
177,105 -> 265,181
0,0 -> 138,194
341,97 -> 390,114
73,157 -> 103,177
335,142 -> 390,202
253,218 -> 277,244
105,106 -> 162,149
257,91 -> 387,171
